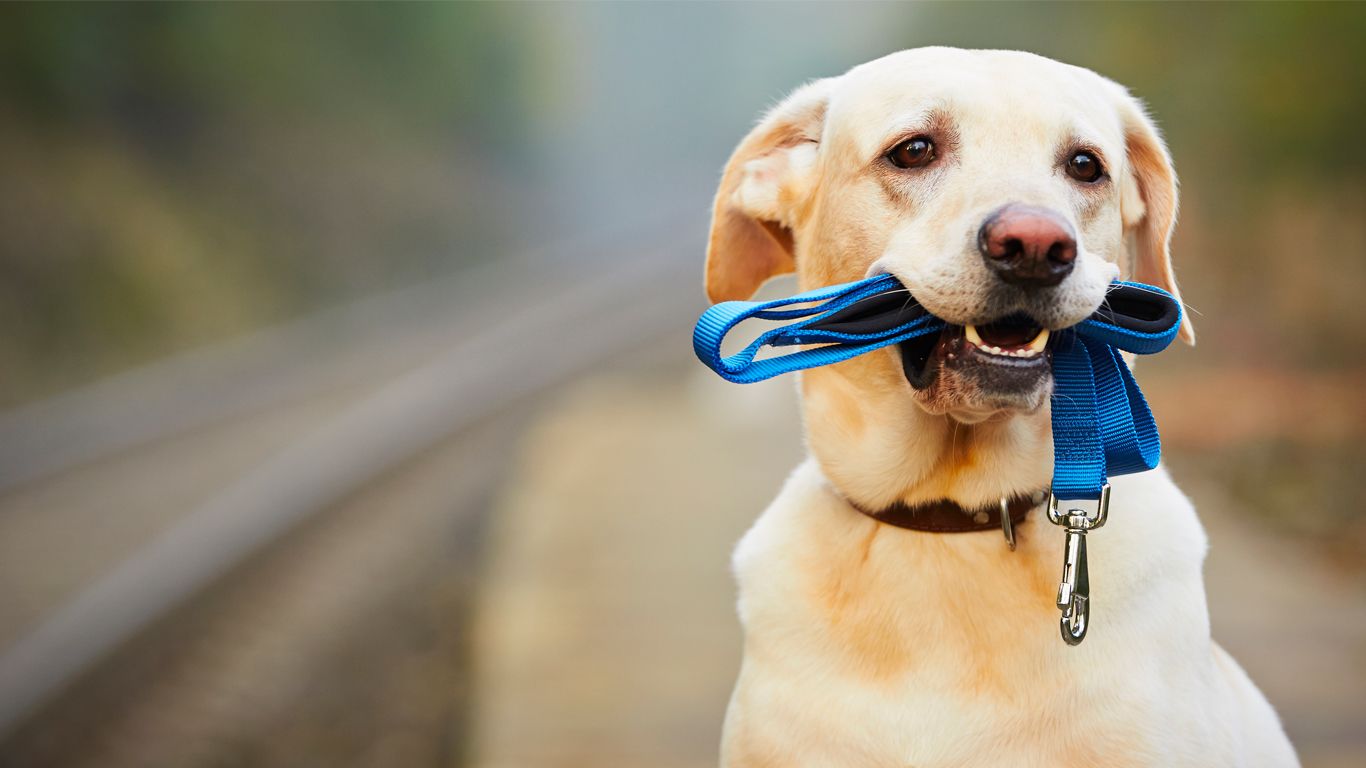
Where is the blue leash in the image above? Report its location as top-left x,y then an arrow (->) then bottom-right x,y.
692,275 -> 1180,499
692,274 -> 946,385
692,275 -> 1183,645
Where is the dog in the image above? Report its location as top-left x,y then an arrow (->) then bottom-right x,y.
704,48 -> 1298,767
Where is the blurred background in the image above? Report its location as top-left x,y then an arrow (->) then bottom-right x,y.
0,3 -> 1362,767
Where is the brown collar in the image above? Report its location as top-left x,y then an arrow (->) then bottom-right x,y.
851,490 -> 1048,534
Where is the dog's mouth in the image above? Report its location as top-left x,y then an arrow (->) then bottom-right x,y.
900,314 -> 1052,396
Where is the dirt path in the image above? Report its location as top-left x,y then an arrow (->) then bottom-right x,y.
472,356 -> 1366,768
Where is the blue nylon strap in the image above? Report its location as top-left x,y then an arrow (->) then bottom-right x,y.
692,274 -> 947,384
1048,332 -> 1108,500
692,276 -> 1183,501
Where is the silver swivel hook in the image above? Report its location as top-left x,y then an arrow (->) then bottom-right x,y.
1047,484 -> 1109,646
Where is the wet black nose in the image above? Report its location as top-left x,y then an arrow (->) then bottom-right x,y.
978,205 -> 1077,290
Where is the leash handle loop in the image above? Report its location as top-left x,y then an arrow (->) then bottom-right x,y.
692,275 -> 946,384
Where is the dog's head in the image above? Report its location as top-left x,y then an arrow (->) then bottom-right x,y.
705,48 -> 1194,507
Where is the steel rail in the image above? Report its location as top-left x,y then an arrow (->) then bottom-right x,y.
0,225 -> 668,493
0,243 -> 704,733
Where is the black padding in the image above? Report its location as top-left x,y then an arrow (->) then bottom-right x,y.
804,281 -> 1177,338
804,290 -> 928,335
1091,284 -> 1181,334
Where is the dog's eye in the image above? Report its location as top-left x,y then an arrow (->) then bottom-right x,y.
1066,151 -> 1104,183
888,137 -> 935,169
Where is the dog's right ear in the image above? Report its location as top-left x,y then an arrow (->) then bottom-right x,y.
705,80 -> 831,303
1111,84 -> 1196,345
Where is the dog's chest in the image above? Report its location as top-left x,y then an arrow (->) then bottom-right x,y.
728,468 -> 1233,765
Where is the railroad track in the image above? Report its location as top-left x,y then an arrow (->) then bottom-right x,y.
0,223 -> 708,766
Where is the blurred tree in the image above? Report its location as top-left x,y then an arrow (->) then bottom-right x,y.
0,3 -> 544,406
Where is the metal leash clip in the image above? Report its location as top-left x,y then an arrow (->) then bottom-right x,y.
1047,483 -> 1109,646
999,497 -> 1015,551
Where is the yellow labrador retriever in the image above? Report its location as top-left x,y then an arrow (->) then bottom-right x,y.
706,48 -> 1298,767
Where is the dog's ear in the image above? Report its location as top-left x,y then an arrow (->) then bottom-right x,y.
705,80 -> 831,303
1113,89 -> 1196,344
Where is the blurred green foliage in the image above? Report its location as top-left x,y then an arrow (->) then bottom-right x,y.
0,3 -> 542,405
0,3 -> 531,143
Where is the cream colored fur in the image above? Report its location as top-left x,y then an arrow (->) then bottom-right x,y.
706,48 -> 1297,767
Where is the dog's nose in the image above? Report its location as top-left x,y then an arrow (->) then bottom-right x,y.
978,205 -> 1077,290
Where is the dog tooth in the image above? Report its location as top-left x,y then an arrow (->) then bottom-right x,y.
1029,329 -> 1050,352
965,325 -> 984,347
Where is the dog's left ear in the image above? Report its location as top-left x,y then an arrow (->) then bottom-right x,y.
1113,87 -> 1195,344
705,79 -> 831,303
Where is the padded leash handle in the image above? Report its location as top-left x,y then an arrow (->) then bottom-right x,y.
692,275 -> 946,384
